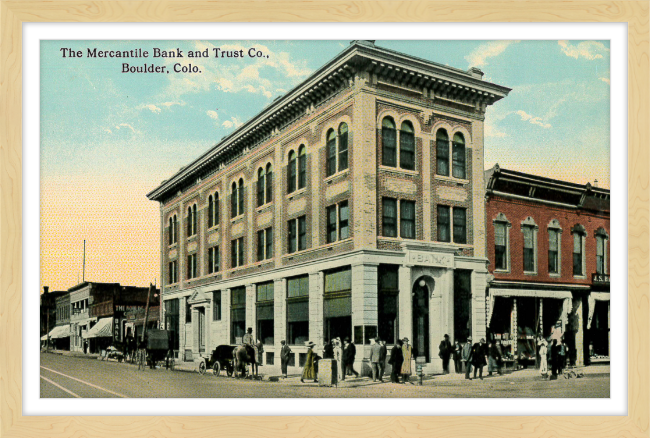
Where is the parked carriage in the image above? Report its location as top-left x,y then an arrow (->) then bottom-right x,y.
198,344 -> 236,376
137,329 -> 174,370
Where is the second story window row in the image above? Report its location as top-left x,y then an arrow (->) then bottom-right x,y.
208,246 -> 220,274
381,198 -> 416,239
437,205 -> 467,244
231,237 -> 245,268
257,227 -> 273,261
288,215 -> 307,253
326,200 -> 349,244
187,253 -> 197,280
168,260 -> 178,284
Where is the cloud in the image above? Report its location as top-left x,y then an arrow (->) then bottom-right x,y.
206,110 -> 219,121
222,117 -> 243,129
137,101 -> 184,114
600,77 -> 610,85
140,104 -> 162,114
484,122 -> 507,138
465,41 -> 519,67
115,123 -> 137,133
558,40 -> 609,60
515,110 -> 552,129
102,127 -> 112,134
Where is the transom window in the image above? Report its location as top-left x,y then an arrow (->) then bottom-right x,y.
326,123 -> 349,177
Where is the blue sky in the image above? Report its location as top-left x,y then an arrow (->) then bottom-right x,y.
40,39 -> 610,290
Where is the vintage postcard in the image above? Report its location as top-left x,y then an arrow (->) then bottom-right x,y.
39,39 -> 610,398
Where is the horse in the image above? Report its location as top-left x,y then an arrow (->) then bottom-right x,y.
232,345 -> 256,378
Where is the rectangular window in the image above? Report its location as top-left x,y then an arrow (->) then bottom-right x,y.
186,300 -> 192,323
208,246 -> 220,274
573,233 -> 584,276
230,287 -> 246,344
548,230 -> 559,274
382,198 -> 397,237
256,281 -> 274,302
288,219 -> 297,253
523,226 -> 535,272
213,291 -> 221,321
257,230 -> 265,262
265,228 -> 273,259
596,236 -> 605,274
187,254 -> 197,279
326,205 -> 337,244
324,267 -> 352,294
168,260 -> 178,284
238,237 -> 244,267
495,223 -> 507,270
452,142 -> 466,179
231,238 -> 245,268
298,216 -> 307,251
437,205 -> 451,242
382,128 -> 397,167
287,275 -> 309,345
436,140 -> 449,176
400,200 -> 416,239
453,207 -> 467,244
339,201 -> 349,240
399,130 -> 415,170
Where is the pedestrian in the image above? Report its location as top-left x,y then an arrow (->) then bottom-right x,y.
389,339 -> 404,383
558,338 -> 566,375
333,337 -> 343,381
342,337 -> 359,380
439,334 -> 452,374
487,340 -> 502,376
549,339 -> 559,380
471,338 -> 488,380
255,339 -> 264,375
538,338 -> 548,379
280,340 -> 291,378
83,340 -> 88,355
462,336 -> 473,379
370,337 -> 383,382
378,340 -> 387,381
452,341 -> 461,373
300,341 -> 317,383
401,337 -> 413,384
323,338 -> 334,360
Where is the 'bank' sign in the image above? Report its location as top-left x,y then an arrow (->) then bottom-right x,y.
407,251 -> 453,268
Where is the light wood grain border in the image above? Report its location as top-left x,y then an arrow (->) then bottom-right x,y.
1,2 -> 647,437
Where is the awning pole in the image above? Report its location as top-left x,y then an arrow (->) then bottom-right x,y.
141,283 -> 152,344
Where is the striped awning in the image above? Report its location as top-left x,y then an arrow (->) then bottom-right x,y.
487,288 -> 572,328
47,325 -> 72,339
85,317 -> 113,338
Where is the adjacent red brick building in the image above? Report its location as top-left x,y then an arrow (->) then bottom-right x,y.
485,165 -> 610,366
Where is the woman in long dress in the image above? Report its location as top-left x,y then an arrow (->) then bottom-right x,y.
538,338 -> 549,379
301,341 -> 317,383
333,337 -> 343,381
400,337 -> 413,384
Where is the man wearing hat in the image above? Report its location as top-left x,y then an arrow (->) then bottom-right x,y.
462,337 -> 473,379
370,337 -> 383,382
401,337 -> 413,384
342,337 -> 358,380
280,340 -> 291,379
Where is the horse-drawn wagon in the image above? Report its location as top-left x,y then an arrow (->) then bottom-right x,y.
137,329 -> 175,371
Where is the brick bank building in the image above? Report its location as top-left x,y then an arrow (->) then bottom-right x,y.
147,41 -> 510,374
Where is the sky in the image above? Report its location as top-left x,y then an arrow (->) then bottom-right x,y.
40,39 -> 611,292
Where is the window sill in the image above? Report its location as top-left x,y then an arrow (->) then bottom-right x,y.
168,243 -> 178,249
256,203 -> 274,213
549,273 -> 561,278
286,188 -> 307,200
573,275 -> 587,280
187,235 -> 198,242
324,169 -> 349,183
378,165 -> 419,176
434,175 -> 470,185
230,215 -> 245,224
378,235 -> 418,242
523,271 -> 538,276
207,225 -> 220,232
494,269 -> 511,274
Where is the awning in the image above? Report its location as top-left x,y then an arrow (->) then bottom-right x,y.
587,292 -> 610,329
591,292 -> 610,301
47,325 -> 72,339
487,288 -> 572,328
85,317 -> 113,338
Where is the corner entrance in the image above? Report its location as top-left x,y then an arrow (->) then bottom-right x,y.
412,280 -> 430,362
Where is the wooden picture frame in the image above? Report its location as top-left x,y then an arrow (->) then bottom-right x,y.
1,1 -> 647,437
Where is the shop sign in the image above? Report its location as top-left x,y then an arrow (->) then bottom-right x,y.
115,304 -> 146,312
592,273 -> 610,285
407,250 -> 453,268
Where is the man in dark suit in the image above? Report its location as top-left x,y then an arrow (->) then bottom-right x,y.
280,340 -> 291,378
378,340 -> 388,381
389,339 -> 404,383
342,337 -> 358,380
439,334 -> 452,374
370,337 -> 383,382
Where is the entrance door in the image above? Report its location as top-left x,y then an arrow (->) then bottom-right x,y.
198,308 -> 205,353
412,282 -> 430,362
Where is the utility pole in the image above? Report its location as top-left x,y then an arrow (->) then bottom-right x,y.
82,240 -> 86,282
140,283 -> 153,344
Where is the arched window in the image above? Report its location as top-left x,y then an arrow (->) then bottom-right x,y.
382,117 -> 397,167
436,129 -> 449,176
208,195 -> 214,228
287,150 -> 297,193
257,167 -> 266,207
298,146 -> 307,189
238,178 -> 245,216
326,129 -> 337,177
169,217 -> 174,244
231,182 -> 238,218
265,163 -> 273,203
192,204 -> 197,236
173,214 -> 177,243
187,206 -> 192,236
452,132 -> 466,179
338,123 -> 348,172
400,121 -> 415,170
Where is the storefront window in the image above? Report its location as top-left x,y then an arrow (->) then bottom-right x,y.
230,287 -> 246,344
378,265 -> 399,344
256,283 -> 274,346
287,275 -> 309,345
324,267 -> 352,342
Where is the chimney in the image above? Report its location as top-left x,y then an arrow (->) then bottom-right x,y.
594,179 -> 599,188
43,286 -> 49,295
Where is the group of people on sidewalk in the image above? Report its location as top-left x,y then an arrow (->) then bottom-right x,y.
451,336 -> 504,380
537,336 -> 569,380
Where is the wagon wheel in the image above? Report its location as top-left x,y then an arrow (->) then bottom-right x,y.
198,360 -> 207,375
226,362 -> 234,377
213,361 -> 221,376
